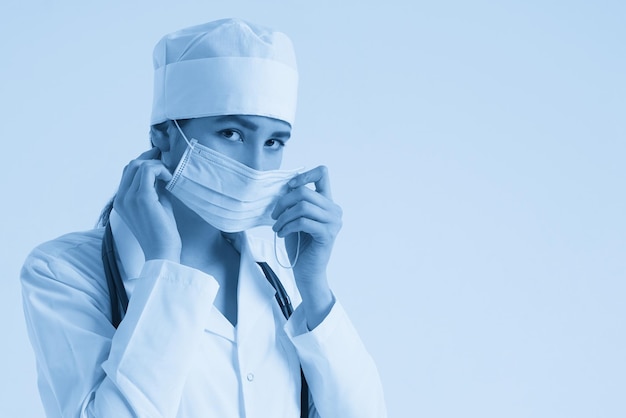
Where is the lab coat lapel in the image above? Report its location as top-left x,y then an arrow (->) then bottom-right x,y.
236,233 -> 278,344
205,306 -> 236,342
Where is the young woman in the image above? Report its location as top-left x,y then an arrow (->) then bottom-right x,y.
21,18 -> 386,417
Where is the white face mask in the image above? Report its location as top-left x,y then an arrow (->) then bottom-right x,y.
165,121 -> 301,235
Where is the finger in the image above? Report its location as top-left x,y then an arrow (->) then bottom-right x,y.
276,217 -> 337,241
117,161 -> 143,199
288,165 -> 332,199
137,146 -> 161,160
119,160 -> 169,201
117,149 -> 160,195
137,162 -> 172,197
143,160 -> 172,185
126,162 -> 171,205
272,185 -> 331,220
272,200 -> 335,233
157,181 -> 175,212
276,217 -> 316,238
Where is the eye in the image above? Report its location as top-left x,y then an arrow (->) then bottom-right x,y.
265,138 -> 285,150
219,129 -> 243,142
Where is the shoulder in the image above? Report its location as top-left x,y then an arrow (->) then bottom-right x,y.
23,228 -> 104,269
20,229 -> 116,351
21,228 -> 107,296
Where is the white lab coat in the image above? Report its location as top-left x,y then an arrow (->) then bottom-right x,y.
21,212 -> 387,418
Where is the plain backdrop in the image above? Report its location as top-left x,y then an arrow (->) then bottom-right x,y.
1,1 -> 624,417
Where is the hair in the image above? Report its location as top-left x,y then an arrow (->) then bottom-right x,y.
96,196 -> 115,228
96,120 -> 174,228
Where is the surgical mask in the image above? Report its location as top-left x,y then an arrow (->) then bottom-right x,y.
165,121 -> 301,268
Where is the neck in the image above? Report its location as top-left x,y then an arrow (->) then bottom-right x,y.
170,196 -> 241,328
172,198 -> 240,268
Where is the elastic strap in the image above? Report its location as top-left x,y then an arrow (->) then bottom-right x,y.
173,119 -> 193,147
274,231 -> 300,269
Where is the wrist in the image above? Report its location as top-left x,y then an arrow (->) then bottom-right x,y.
298,278 -> 334,330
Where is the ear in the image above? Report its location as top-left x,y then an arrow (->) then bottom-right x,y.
150,120 -> 175,152
151,120 -> 187,172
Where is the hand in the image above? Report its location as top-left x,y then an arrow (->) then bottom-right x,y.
113,147 -> 181,262
271,165 -> 343,286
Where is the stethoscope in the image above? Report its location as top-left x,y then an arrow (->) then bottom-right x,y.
101,222 -> 129,328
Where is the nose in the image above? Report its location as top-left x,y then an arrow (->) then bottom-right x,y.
241,144 -> 266,171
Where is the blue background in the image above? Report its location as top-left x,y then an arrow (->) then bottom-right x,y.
1,1 -> 624,416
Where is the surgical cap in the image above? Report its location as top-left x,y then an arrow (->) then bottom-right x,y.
150,18 -> 298,126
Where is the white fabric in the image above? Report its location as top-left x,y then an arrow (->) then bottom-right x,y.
152,57 -> 298,126
150,19 -> 298,126
20,215 -> 387,417
166,137 -> 301,232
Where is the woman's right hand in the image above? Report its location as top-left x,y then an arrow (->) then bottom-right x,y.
113,147 -> 182,262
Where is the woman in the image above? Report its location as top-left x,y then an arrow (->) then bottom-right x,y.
21,18 -> 386,417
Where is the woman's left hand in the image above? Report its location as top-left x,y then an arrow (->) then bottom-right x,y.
272,165 -> 343,288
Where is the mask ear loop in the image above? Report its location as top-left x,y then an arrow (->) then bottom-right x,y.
173,119 -> 193,148
274,231 -> 300,269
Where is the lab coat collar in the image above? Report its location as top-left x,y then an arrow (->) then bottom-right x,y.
109,209 -> 279,343
203,232 -> 278,344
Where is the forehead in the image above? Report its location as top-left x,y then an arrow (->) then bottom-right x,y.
184,115 -> 292,132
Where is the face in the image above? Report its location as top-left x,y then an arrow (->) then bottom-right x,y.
160,115 -> 292,172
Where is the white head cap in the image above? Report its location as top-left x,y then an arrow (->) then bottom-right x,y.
151,18 -> 298,126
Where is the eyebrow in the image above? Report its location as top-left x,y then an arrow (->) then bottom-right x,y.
215,115 -> 291,140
